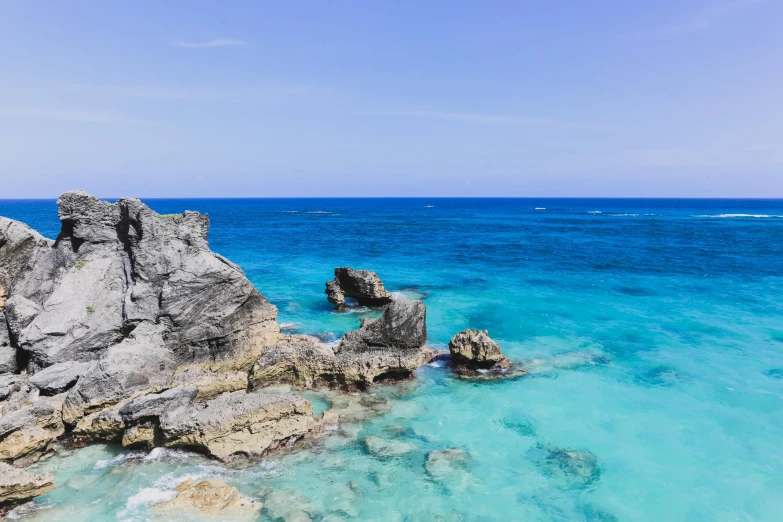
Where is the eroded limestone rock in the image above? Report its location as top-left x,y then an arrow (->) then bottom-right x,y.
159,391 -> 315,460
325,267 -> 393,308
150,477 -> 261,521
0,462 -> 54,508
252,300 -> 430,389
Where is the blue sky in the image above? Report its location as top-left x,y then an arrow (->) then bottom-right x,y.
1,0 -> 781,197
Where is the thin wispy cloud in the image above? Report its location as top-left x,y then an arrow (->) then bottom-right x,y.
0,106 -> 158,125
356,109 -> 604,128
170,38 -> 245,49
632,0 -> 767,38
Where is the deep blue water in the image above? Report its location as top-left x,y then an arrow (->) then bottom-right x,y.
2,198 -> 783,521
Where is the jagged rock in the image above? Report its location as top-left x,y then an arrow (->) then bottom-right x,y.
71,403 -> 125,441
364,435 -> 414,457
0,375 -> 30,407
149,477 -> 261,521
251,335 -> 342,388
61,322 -> 177,425
0,394 -> 65,464
119,385 -> 197,424
29,361 -> 90,395
159,391 -> 315,460
448,329 -> 527,380
0,310 -> 15,374
1,190 -> 279,376
449,329 -> 508,369
0,461 -> 54,507
252,300 -> 430,389
0,285 -> 6,309
169,369 -> 248,401
121,423 -> 156,449
325,267 -> 393,308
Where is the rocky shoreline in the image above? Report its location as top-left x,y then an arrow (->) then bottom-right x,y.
0,191 -> 526,515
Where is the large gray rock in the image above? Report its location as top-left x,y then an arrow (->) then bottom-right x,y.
325,267 -> 393,308
61,322 -> 177,424
252,299 -> 430,388
0,311 -> 15,374
0,462 -> 54,508
0,191 -> 279,375
29,361 -> 90,395
119,385 -> 197,424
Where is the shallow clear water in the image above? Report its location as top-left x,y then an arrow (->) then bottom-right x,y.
2,198 -> 782,521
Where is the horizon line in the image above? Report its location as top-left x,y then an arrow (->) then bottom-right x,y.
2,196 -> 783,201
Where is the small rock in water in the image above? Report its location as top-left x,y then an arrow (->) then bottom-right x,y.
325,267 -> 393,309
149,477 -> 261,521
446,329 -> 526,380
364,435 -> 414,457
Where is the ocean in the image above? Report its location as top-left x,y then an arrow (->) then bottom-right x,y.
1,198 -> 782,521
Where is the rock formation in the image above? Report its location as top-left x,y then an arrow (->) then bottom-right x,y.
251,299 -> 430,389
0,190 -> 279,375
325,267 -> 393,309
149,477 -> 261,521
0,462 -> 55,510
448,329 -> 525,379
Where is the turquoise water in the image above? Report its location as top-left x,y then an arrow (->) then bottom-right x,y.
2,198 -> 783,521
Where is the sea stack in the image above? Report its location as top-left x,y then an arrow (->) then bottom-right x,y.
325,267 -> 393,309
448,329 -> 525,379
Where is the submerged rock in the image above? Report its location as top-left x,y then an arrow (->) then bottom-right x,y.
0,462 -> 54,508
425,448 -> 473,491
529,444 -> 601,488
364,435 -> 414,457
252,300 -> 430,389
262,489 -> 319,522
150,477 -> 261,521
325,267 -> 393,309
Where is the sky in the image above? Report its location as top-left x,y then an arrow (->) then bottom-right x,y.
1,0 -> 781,198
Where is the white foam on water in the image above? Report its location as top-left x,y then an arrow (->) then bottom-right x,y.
425,205 -> 435,208
588,211 -> 602,214
119,487 -> 176,518
143,447 -> 194,461
282,210 -> 298,213
307,211 -> 332,214
93,450 -> 143,470
694,213 -> 783,218
535,207 -> 546,210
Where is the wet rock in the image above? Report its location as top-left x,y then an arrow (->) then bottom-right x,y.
364,435 -> 414,457
0,461 -> 54,508
262,489 -> 319,522
159,391 -> 315,460
150,477 -> 261,521
449,329 -> 508,369
325,267 -> 393,308
29,361 -> 90,395
252,300 -> 430,389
